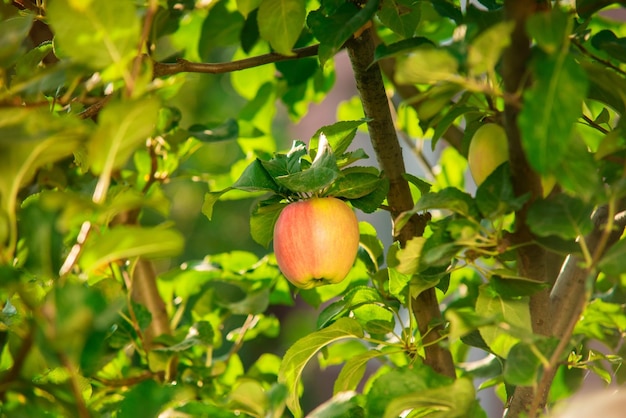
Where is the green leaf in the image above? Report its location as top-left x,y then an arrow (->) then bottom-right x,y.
47,0 -> 140,71
383,378 -> 477,418
395,187 -> 476,234
592,30 -> 626,64
349,178 -> 389,213
88,97 -> 160,175
187,119 -> 239,142
553,135 -> 602,202
468,21 -> 515,75
358,221 -> 385,273
317,285 -> 386,328
476,285 -> 532,358
475,164 -> 529,219
257,0 -> 306,55
599,238 -> 626,276
366,365 -> 453,417
261,140 -> 308,177
278,317 -> 363,418
310,120 -> 369,157
504,339 -> 559,386
576,0 -> 624,18
250,201 -> 287,247
274,135 -> 340,193
526,9 -> 570,54
334,350 -> 385,394
395,236 -> 426,275
526,194 -> 594,239
0,15 -> 33,65
228,379 -> 268,417
518,52 -> 588,174
307,0 -> 380,66
376,0 -> 420,38
373,37 -> 435,63
583,61 -> 626,115
307,391 -> 364,418
118,379 -> 174,418
79,226 -> 184,272
233,158 -> 282,192
352,303 -> 394,335
403,173 -> 432,195
327,169 -> 384,199
395,47 -> 459,85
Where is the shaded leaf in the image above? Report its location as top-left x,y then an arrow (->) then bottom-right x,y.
307,0 -> 380,65
518,52 -> 588,174
527,194 -> 594,239
250,201 -> 287,247
187,119 -> 238,142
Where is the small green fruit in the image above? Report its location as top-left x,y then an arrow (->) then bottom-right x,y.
273,197 -> 360,289
468,123 -> 509,186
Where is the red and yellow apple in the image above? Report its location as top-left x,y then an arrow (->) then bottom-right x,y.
273,197 -> 360,289
468,123 -> 509,186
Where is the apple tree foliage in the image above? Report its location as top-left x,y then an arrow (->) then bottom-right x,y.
2,0 -> 626,417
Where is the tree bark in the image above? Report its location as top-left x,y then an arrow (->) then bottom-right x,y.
501,0 -> 550,415
346,28 -> 455,378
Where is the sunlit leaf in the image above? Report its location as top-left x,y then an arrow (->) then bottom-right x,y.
79,226 -> 184,272
88,97 -> 160,175
278,317 -> 363,418
468,21 -> 515,75
47,0 -> 140,71
383,378 -> 477,418
257,0 -> 305,56
476,285 -> 532,358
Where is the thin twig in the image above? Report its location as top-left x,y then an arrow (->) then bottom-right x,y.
126,0 -> 159,97
572,38 -> 626,77
152,44 -> 320,77
58,353 -> 90,418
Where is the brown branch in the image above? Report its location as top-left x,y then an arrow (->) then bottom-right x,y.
345,28 -> 455,378
572,39 -> 626,77
527,203 -> 626,417
126,0 -> 159,97
501,1 -> 552,416
153,44 -> 320,77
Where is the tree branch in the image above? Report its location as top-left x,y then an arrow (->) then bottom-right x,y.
525,203 -> 626,417
345,28 -> 455,378
501,1 -> 551,416
153,44 -> 320,77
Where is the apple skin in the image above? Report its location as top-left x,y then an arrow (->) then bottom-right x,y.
468,123 -> 509,186
273,197 -> 360,289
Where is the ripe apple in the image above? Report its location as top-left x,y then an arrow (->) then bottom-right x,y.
273,197 -> 360,289
468,123 -> 509,186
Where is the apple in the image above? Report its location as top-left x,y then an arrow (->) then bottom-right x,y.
468,123 -> 509,186
468,123 -> 557,195
273,197 -> 360,289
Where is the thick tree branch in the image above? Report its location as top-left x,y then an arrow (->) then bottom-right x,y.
153,44 -> 320,77
524,204 -> 626,417
346,28 -> 455,378
502,1 -> 551,416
